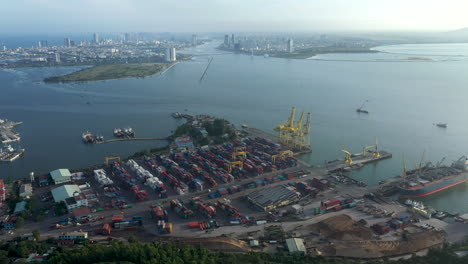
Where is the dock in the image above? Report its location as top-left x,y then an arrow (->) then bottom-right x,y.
97,137 -> 168,144
326,151 -> 392,172
0,120 -> 22,144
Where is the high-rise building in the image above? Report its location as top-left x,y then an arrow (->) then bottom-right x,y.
64,38 -> 71,47
70,40 -> 75,47
2,45 -> 6,51
170,47 -> 176,62
165,48 -> 171,62
224,34 -> 229,47
93,33 -> 99,44
124,33 -> 130,42
55,52 -> 61,63
231,34 -> 235,47
287,38 -> 294,53
40,40 -> 48,48
192,34 -> 198,46
38,41 -> 42,48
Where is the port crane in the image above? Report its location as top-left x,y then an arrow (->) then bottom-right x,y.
341,146 -> 353,165
274,107 -> 311,151
361,138 -> 380,158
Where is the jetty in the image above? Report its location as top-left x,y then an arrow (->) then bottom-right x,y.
0,119 -> 22,144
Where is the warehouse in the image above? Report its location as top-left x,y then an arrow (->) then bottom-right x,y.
50,169 -> 72,185
247,184 -> 300,212
51,185 -> 81,203
285,238 -> 307,255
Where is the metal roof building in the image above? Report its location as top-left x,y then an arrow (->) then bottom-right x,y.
285,238 -> 306,254
50,169 -> 72,185
247,184 -> 300,212
51,185 -> 80,203
14,201 -> 27,215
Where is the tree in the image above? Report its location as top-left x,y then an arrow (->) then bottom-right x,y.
33,229 -> 41,241
15,216 -> 25,228
127,236 -> 138,244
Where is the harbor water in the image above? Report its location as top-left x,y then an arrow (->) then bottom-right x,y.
0,40 -> 467,213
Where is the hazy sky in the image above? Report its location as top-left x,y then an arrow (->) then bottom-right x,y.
1,0 -> 468,33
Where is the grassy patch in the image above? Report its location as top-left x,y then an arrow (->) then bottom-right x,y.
44,63 -> 170,82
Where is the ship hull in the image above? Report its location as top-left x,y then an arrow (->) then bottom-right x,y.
399,173 -> 468,198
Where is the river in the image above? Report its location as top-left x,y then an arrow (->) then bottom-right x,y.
1,40 -> 467,213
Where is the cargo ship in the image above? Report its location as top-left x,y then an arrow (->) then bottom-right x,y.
399,156 -> 468,198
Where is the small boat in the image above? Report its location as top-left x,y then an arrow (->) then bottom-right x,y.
356,100 -> 369,114
172,112 -> 182,118
435,123 -> 447,128
241,124 -> 248,129
433,211 -> 447,220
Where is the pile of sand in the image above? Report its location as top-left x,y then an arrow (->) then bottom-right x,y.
308,214 -> 375,240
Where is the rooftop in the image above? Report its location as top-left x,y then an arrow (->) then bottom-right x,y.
72,207 -> 91,218
247,184 -> 299,209
285,238 -> 306,254
14,201 -> 27,214
51,185 -> 80,202
50,168 -> 71,180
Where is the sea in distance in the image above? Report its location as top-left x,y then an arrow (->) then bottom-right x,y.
0,38 -> 467,213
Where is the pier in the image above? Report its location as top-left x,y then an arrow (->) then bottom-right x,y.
326,151 -> 393,172
97,137 -> 168,144
0,120 -> 22,144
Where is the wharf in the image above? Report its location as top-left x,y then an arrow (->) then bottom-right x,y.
0,120 -> 22,144
244,127 -> 312,156
326,151 -> 392,172
97,137 -> 168,144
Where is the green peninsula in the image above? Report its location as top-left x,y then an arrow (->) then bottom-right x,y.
44,63 -> 173,83
272,46 -> 378,59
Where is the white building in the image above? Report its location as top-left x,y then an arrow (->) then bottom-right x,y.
19,183 -> 33,198
59,231 -> 88,240
165,47 -> 177,62
287,39 -> 294,53
192,34 -> 198,46
55,52 -> 61,63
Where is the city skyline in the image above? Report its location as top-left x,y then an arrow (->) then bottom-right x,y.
2,0 -> 468,33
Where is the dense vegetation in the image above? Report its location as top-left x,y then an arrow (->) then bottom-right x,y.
44,63 -> 170,83
171,118 -> 237,145
39,240 -> 468,264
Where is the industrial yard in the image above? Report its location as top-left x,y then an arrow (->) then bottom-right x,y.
1,111 -> 467,261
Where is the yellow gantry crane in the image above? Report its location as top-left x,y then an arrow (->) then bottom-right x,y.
274,107 -> 311,151
341,146 -> 353,165
361,137 -> 381,158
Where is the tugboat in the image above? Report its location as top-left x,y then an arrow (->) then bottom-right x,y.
124,127 -> 135,137
356,100 -> 369,114
82,131 -> 104,144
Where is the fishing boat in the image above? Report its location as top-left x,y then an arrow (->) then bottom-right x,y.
436,123 -> 447,128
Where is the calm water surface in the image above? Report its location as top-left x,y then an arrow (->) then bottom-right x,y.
1,41 -> 467,213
